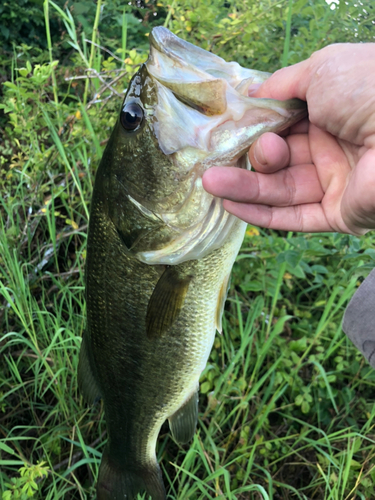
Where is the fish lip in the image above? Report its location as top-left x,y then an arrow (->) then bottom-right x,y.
149,27 -> 175,56
149,26 -> 208,66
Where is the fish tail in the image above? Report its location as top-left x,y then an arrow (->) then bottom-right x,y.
97,447 -> 167,500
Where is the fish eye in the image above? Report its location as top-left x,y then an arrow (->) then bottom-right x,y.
120,102 -> 144,131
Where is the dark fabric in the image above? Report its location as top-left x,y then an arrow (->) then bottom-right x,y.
343,268 -> 375,368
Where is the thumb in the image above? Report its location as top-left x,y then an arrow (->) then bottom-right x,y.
250,58 -> 311,102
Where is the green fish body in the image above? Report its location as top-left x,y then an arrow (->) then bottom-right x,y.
78,27 -> 307,500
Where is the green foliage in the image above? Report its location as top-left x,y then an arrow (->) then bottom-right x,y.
0,0 -> 49,54
161,0 -> 375,71
1,1 -> 375,499
2,462 -> 49,500
0,0 -> 165,79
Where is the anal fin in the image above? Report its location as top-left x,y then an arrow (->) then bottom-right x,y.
77,331 -> 101,404
146,266 -> 192,338
168,390 -> 199,444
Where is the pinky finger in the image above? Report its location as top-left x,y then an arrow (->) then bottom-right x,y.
223,200 -> 335,233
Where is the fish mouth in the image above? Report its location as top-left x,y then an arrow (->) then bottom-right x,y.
148,27 -> 270,116
146,27 -> 307,165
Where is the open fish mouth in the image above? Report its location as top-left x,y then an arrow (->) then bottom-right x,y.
146,27 -> 306,165
148,26 -> 270,116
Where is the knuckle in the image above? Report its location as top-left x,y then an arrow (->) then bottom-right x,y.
282,168 -> 296,206
253,174 -> 261,203
293,205 -> 304,231
266,206 -> 274,229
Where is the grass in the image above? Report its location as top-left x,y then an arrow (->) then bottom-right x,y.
3,219 -> 375,499
1,1 -> 375,499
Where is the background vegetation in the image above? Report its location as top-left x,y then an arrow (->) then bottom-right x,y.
1,0 -> 375,499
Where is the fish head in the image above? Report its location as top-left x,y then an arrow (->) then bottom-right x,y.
101,27 -> 307,265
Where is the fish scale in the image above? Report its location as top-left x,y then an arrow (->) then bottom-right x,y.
78,27 -> 307,499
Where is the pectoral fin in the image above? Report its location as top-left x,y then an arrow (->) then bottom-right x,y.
146,266 -> 192,338
168,390 -> 199,444
215,272 -> 231,333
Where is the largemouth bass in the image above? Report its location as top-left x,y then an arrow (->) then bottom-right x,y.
78,27 -> 306,500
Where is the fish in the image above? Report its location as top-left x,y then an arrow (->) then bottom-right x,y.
77,27 -> 307,500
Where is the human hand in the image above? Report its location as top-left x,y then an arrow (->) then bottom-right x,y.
202,43 -> 375,235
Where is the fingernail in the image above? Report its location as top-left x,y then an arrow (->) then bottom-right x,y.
247,83 -> 261,96
253,140 -> 266,166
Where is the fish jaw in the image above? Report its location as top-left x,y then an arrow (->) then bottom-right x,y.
146,26 -> 307,165
147,26 -> 270,108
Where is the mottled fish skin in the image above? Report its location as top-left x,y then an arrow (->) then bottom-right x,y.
78,27 -> 307,500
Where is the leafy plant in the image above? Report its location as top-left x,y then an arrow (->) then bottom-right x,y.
161,0 -> 375,71
2,462 -> 49,500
